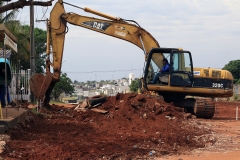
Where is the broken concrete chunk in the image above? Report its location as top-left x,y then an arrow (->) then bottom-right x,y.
75,108 -> 87,113
90,108 -> 108,114
165,116 -> 175,120
80,99 -> 89,108
143,113 -> 147,119
165,116 -> 171,119
28,104 -> 36,108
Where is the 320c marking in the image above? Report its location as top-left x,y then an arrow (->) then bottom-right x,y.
212,83 -> 223,88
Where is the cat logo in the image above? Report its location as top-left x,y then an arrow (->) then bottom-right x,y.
82,21 -> 111,31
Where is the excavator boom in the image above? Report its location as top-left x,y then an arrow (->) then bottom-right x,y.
29,0 -> 233,119
29,0 -> 162,104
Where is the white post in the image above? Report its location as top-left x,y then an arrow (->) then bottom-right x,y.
215,103 -> 218,118
236,106 -> 238,121
28,69 -> 31,102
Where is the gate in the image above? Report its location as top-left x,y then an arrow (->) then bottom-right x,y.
9,69 -> 31,102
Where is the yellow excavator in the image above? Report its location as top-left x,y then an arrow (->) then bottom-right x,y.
29,0 -> 233,118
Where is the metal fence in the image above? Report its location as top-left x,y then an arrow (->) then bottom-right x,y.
9,69 -> 31,102
234,84 -> 240,95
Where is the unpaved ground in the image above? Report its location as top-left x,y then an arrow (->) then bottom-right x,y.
0,94 -> 240,159
159,101 -> 240,160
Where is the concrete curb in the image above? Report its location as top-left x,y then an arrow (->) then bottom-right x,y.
0,108 -> 28,133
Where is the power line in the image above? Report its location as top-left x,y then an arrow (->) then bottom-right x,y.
64,69 -> 142,74
41,6 -> 48,21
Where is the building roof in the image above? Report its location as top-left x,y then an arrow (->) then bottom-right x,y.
0,24 -> 17,42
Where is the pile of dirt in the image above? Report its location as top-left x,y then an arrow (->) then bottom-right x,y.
1,93 -> 213,159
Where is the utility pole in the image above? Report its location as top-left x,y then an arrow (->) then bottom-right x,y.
30,0 -> 35,102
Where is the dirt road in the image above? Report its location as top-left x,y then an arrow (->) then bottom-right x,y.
159,101 -> 240,160
158,120 -> 240,160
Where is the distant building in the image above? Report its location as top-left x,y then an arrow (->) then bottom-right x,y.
119,78 -> 128,86
129,73 -> 135,85
118,85 -> 130,93
95,82 -> 100,88
99,83 -> 130,95
73,84 -> 83,94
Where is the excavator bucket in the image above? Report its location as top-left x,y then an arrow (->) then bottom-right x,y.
29,73 -> 53,101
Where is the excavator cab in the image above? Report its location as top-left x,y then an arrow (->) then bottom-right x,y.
144,48 -> 194,89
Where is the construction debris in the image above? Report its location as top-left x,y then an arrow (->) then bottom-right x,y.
27,104 -> 36,108
74,95 -> 107,113
90,108 -> 108,114
2,93 -> 216,159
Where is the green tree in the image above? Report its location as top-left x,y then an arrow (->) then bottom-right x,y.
51,73 -> 74,100
129,80 -> 139,92
223,60 -> 240,83
1,1 -> 48,73
73,80 -> 78,84
6,24 -> 47,73
34,27 -> 47,73
6,21 -> 30,68
237,79 -> 240,84
18,25 -> 46,73
86,80 -> 90,86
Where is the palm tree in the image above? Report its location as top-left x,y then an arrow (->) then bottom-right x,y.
1,2 -> 46,73
0,1 -> 19,23
0,2 -> 29,71
5,21 -> 30,70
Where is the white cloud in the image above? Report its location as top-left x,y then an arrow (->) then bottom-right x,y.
16,0 -> 240,81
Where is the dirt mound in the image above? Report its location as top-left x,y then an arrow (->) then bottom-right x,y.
1,93 -> 212,159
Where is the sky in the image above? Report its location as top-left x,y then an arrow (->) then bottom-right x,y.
13,0 -> 240,82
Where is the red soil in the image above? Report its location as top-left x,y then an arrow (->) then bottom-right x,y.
1,93 -> 213,159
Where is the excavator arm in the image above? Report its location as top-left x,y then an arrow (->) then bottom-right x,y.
29,1 -> 233,120
29,0 -> 162,104
61,12 -> 160,53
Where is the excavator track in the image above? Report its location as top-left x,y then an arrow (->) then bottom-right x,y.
194,98 -> 215,119
172,97 -> 215,119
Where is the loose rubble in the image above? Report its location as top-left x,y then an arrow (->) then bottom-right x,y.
0,93 -> 220,159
